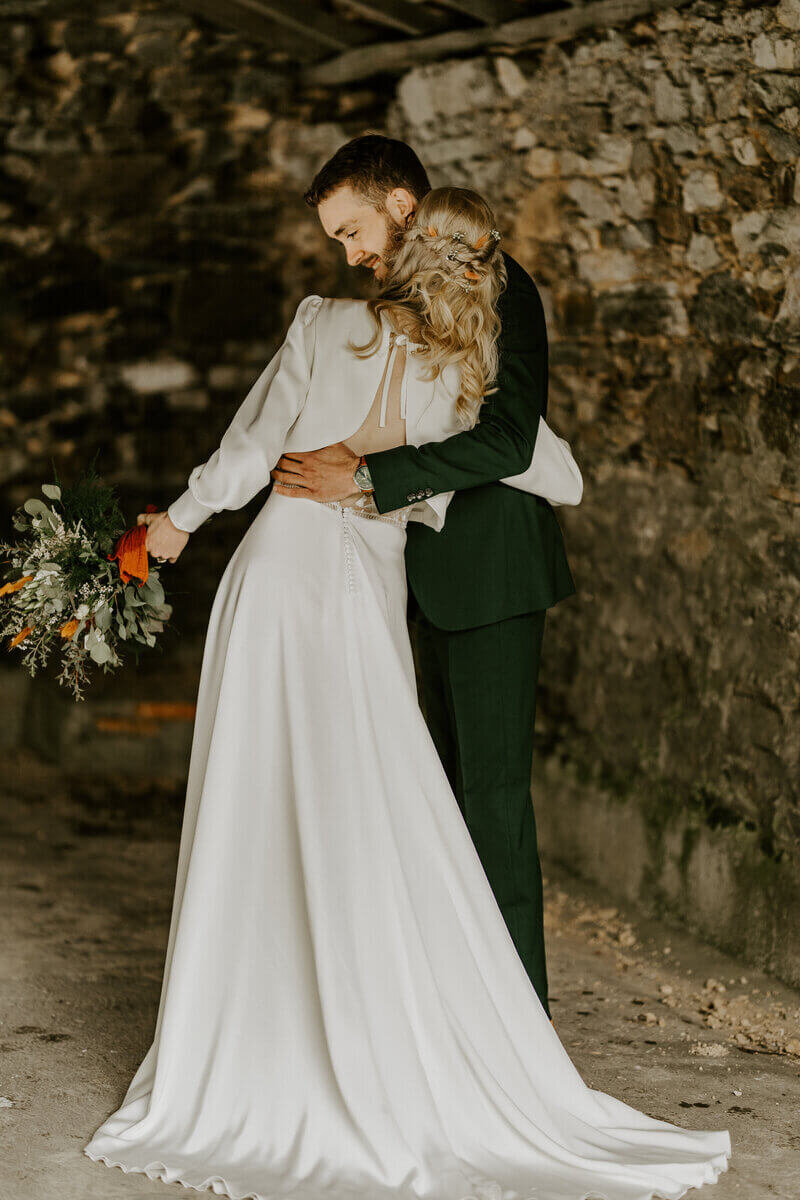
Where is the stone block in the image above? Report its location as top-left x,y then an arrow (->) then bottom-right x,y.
577,249 -> 638,288
397,61 -> 497,128
753,122 -> 800,163
747,73 -> 800,114
564,179 -> 620,225
682,170 -> 724,213
588,134 -> 634,176
524,147 -> 560,178
494,56 -> 528,100
775,267 -> 800,335
730,210 -> 769,258
514,181 -> 562,243
616,175 -> 652,221
652,73 -> 688,123
731,137 -> 760,166
420,134 -> 498,167
686,233 -> 722,273
756,207 -> 800,255
713,77 -> 744,122
777,0 -> 800,31
268,119 -> 345,187
120,360 -> 198,395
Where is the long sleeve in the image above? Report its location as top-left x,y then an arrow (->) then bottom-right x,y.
167,295 -> 322,533
365,258 -> 546,515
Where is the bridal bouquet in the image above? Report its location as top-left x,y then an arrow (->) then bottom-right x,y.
0,463 -> 173,700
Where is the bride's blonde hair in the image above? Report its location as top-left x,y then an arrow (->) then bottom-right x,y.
352,187 -> 507,427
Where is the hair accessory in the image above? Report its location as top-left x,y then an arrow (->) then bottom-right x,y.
464,269 -> 480,281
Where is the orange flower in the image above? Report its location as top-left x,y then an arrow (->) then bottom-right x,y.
60,618 -> 80,639
0,574 -> 34,596
9,625 -> 33,648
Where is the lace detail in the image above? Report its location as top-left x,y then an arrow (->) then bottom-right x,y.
320,493 -> 414,527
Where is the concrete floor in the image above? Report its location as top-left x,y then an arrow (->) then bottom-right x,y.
2,749 -> 799,1200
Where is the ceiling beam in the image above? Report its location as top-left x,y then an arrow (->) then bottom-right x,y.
172,0 -> 326,60
433,0 -> 521,24
233,0 -> 369,49
336,0 -> 444,36
305,0 -> 692,84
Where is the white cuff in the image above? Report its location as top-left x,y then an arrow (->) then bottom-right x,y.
407,490 -> 453,532
167,487 -> 216,533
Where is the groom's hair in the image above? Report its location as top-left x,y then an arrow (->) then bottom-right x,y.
304,134 -> 431,210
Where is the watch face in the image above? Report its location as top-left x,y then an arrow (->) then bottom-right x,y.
354,465 -> 372,491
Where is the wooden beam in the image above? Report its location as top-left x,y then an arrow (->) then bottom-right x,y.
305,0 -> 692,84
433,0 -> 521,25
336,0 -> 443,35
172,0 -> 326,60
233,0 -> 368,49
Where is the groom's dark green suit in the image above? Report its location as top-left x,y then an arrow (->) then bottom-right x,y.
364,252 -> 575,1020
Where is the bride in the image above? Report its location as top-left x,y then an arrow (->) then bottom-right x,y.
84,188 -> 730,1200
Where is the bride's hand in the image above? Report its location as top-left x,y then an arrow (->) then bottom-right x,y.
136,511 -> 190,564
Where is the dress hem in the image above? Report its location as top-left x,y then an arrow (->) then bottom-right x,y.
83,1142 -> 732,1200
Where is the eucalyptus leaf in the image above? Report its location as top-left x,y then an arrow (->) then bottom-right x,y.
24,499 -> 51,518
94,604 -> 112,632
41,483 -> 61,500
140,578 -> 165,607
89,640 -> 113,664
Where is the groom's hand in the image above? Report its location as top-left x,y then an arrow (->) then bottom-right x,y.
271,443 -> 362,502
137,511 -> 189,563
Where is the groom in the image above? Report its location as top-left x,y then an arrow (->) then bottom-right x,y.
271,135 -> 575,1021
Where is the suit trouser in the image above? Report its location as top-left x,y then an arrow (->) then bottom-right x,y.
408,590 -> 550,1019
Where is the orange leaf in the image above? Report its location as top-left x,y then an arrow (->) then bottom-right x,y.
60,618 -> 80,639
9,625 -> 34,648
474,234 -> 489,249
0,574 -> 34,596
427,225 -> 437,237
464,269 -> 481,281
108,523 -> 149,586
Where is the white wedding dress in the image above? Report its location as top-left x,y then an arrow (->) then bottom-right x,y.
84,303 -> 730,1200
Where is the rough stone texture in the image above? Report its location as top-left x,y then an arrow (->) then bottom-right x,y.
0,2 -> 798,985
381,1 -> 800,985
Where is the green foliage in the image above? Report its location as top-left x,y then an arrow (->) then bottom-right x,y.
53,452 -> 125,553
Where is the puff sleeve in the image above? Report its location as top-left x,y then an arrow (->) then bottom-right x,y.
167,295 -> 323,534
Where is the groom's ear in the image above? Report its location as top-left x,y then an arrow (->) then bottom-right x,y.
385,188 -> 417,228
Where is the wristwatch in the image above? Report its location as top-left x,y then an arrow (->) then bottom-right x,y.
353,454 -> 374,494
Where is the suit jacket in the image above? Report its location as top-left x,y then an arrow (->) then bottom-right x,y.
167,293 -> 583,547
364,254 -> 577,631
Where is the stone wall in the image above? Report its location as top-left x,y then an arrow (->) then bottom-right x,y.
381,2 -> 800,982
1,2 -> 799,981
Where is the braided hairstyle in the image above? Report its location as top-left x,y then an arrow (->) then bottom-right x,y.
351,187 -> 507,427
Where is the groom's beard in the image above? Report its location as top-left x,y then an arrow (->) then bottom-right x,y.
372,216 -> 407,282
